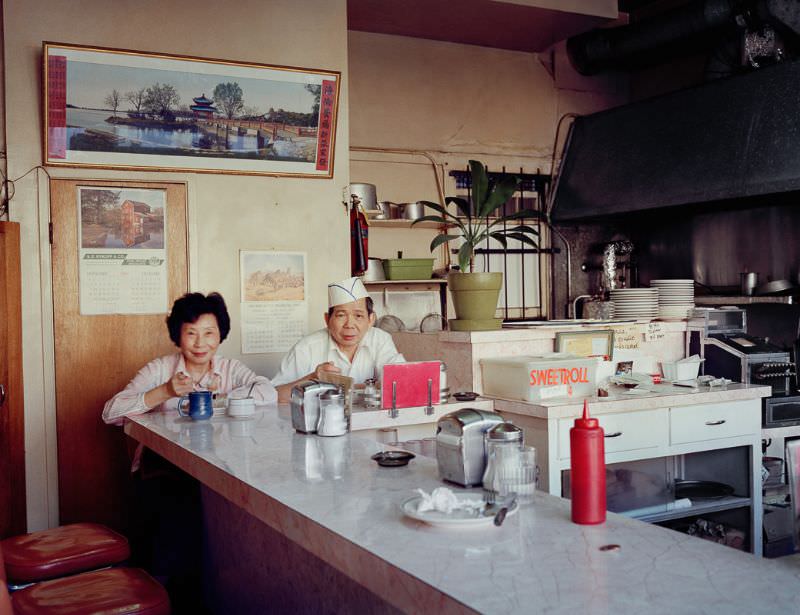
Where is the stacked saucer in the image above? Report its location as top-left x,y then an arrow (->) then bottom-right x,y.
609,288 -> 659,319
649,279 -> 695,320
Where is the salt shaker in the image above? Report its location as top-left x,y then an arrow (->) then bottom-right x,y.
317,387 -> 347,436
482,422 -> 523,496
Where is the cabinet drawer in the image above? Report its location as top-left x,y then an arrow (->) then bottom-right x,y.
670,401 -> 759,445
558,409 -> 668,460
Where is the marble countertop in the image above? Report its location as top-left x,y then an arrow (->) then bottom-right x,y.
125,404 -> 799,614
492,383 -> 771,420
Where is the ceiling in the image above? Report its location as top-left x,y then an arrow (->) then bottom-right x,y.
347,0 -> 619,53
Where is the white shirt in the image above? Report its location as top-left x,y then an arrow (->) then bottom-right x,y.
102,352 -> 277,426
271,327 -> 404,386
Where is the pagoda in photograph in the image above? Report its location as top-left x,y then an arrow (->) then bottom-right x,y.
190,93 -> 217,119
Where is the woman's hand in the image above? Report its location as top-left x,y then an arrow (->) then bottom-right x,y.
169,372 -> 194,397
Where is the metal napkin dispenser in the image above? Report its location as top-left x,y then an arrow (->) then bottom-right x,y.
436,408 -> 505,487
291,380 -> 338,434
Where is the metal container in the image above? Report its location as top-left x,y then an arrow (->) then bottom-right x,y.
348,183 -> 378,212
290,380 -> 338,433
398,202 -> 426,220
363,257 -> 385,282
435,408 -> 504,487
377,201 -> 399,219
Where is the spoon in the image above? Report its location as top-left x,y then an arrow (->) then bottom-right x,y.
493,494 -> 517,527
246,381 -> 257,398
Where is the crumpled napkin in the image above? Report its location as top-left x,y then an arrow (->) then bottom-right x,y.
415,487 -> 483,515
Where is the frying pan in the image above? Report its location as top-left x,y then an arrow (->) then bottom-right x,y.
674,479 -> 734,500
755,279 -> 795,296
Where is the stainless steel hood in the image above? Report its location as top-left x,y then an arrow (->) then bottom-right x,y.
550,57 -> 800,222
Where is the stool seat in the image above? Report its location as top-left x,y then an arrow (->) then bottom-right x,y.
1,523 -> 130,583
11,567 -> 170,615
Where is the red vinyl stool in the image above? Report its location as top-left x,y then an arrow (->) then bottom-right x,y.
1,523 -> 130,585
10,567 -> 170,615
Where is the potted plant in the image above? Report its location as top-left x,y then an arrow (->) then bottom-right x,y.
413,160 -> 541,330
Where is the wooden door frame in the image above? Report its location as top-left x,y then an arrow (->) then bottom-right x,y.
0,221 -> 26,537
48,178 -> 189,530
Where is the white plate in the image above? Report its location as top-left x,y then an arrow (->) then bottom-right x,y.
400,493 -> 518,527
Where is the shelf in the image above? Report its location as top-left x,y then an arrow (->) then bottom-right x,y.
369,220 -> 441,229
347,0 -> 618,54
694,295 -> 793,305
620,496 -> 751,524
363,279 -> 446,286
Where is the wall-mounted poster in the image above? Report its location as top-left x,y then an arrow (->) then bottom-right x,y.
240,251 -> 307,354
44,42 -> 340,178
78,186 -> 168,315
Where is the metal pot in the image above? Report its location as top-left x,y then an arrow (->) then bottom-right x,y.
348,183 -> 378,212
377,201 -> 399,219
398,202 -> 426,220
363,258 -> 385,282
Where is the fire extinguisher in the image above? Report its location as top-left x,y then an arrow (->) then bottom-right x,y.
350,196 -> 368,276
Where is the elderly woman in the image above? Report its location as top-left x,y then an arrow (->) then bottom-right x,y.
103,291 -> 276,425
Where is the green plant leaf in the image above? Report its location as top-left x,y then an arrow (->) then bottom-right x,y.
457,242 -> 473,273
488,232 -> 508,249
418,201 -> 456,221
479,175 -> 519,218
499,224 -> 540,235
429,234 -> 460,251
469,160 -> 488,217
411,215 -> 450,226
504,232 -> 539,248
445,196 -> 471,218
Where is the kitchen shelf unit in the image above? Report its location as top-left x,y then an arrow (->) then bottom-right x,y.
621,495 -> 751,524
363,278 -> 449,327
695,295 -> 794,305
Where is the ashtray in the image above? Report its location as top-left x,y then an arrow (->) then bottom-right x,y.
453,391 -> 479,402
371,451 -> 415,467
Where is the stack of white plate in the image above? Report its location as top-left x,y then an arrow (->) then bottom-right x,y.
650,279 -> 695,320
609,288 -> 659,319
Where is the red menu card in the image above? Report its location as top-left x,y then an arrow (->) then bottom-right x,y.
381,361 -> 441,410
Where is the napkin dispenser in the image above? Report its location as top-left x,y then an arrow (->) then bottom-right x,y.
436,408 -> 504,487
290,380 -> 338,434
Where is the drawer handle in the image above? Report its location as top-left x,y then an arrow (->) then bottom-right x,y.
604,431 -> 623,438
705,419 -> 726,426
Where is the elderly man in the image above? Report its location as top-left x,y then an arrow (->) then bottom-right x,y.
272,276 -> 404,402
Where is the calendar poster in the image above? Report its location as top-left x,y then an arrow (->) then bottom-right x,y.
78,186 -> 168,315
240,251 -> 307,353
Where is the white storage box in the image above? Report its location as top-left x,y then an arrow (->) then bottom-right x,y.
480,354 -> 598,402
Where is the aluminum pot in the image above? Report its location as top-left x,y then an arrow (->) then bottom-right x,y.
398,202 -> 426,220
377,201 -> 399,219
363,258 -> 385,282
349,183 -> 378,212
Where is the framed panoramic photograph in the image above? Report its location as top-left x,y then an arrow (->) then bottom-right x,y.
43,42 -> 340,177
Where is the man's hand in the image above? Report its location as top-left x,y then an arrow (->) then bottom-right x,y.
313,362 -> 341,380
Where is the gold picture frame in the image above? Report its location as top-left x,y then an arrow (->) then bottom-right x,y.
43,42 -> 340,178
555,329 -> 614,359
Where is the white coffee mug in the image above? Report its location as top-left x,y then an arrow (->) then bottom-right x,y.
228,397 -> 255,418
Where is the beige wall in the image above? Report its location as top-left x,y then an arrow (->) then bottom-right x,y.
3,0 -> 350,530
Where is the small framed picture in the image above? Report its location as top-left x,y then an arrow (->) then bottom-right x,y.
615,360 -> 634,376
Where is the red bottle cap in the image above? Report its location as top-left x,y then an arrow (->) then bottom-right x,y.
574,399 -> 598,429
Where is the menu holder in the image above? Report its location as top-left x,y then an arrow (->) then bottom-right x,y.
381,362 -> 441,411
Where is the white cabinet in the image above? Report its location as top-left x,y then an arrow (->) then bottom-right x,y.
496,395 -> 765,556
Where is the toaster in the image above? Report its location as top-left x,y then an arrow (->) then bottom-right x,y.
436,408 -> 505,487
291,380 -> 339,433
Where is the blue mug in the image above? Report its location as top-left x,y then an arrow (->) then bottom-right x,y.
178,390 -> 214,420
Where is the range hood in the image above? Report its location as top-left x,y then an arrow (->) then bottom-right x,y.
551,57 -> 800,222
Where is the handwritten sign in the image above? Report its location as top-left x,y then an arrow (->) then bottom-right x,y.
611,325 -> 640,350
645,322 -> 666,342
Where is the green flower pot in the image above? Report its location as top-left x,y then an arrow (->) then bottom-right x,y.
448,272 -> 503,323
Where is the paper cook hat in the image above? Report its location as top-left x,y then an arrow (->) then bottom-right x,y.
328,276 -> 370,308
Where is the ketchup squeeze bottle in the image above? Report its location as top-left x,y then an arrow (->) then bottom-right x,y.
570,399 -> 606,524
